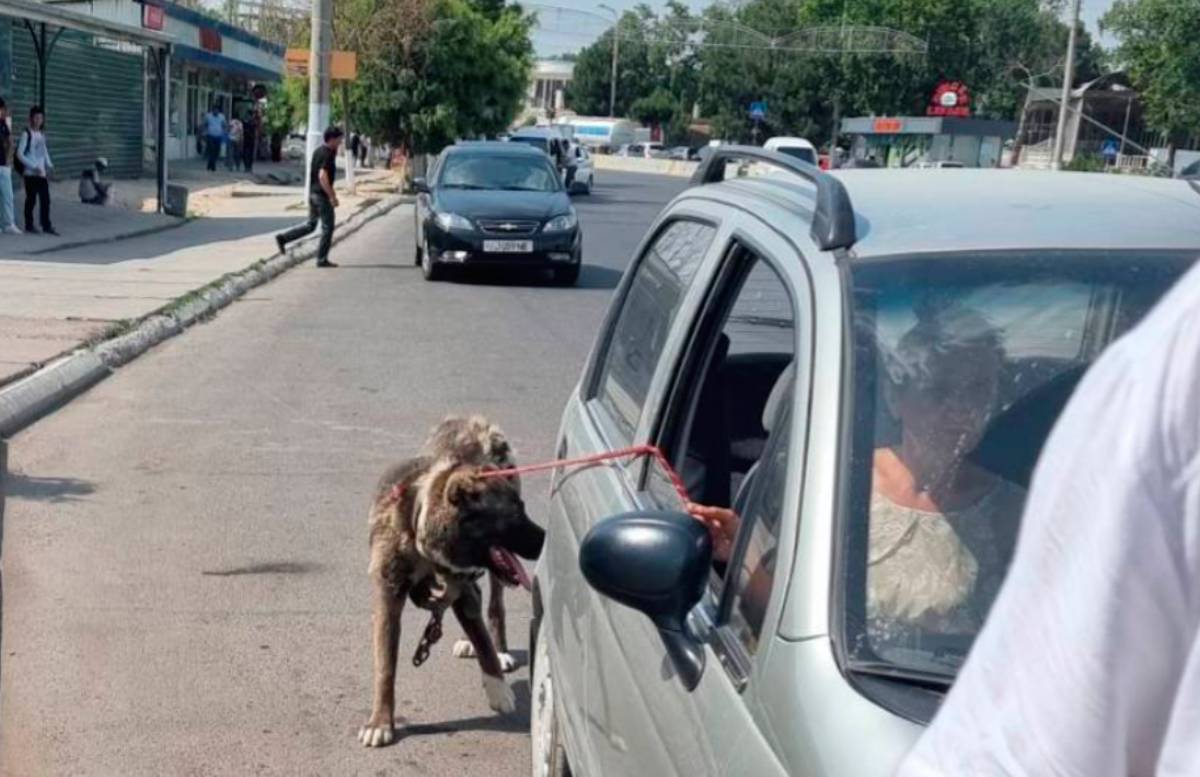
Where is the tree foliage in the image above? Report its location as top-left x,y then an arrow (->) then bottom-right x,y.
564,2 -> 699,118
330,0 -> 532,153
1102,0 -> 1200,141
565,0 -> 1104,147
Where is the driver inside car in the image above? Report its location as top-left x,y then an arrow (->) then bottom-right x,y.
688,302 -> 1024,641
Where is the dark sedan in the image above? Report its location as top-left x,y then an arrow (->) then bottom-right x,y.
413,142 -> 582,285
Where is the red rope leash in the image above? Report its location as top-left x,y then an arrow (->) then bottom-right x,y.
477,444 -> 691,504
387,445 -> 690,505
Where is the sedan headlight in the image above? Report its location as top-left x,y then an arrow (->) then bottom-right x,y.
435,211 -> 474,231
543,209 -> 578,233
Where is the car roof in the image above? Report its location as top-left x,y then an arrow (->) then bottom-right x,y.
510,128 -> 558,138
447,141 -> 544,156
701,169 -> 1200,258
766,136 -> 815,150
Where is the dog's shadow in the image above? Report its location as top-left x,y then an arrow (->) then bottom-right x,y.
394,679 -> 531,740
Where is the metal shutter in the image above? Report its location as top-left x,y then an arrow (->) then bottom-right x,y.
9,21 -> 144,179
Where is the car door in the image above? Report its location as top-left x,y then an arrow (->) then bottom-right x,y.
581,214 -> 812,776
544,207 -> 729,775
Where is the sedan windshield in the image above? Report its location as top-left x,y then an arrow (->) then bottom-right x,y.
776,146 -> 816,165
438,154 -> 560,192
841,250 -> 1195,683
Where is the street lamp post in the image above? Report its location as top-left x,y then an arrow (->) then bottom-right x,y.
599,4 -> 619,118
1051,0 -> 1082,170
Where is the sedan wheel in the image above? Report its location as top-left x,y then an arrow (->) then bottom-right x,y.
531,618 -> 571,777
421,240 -> 444,281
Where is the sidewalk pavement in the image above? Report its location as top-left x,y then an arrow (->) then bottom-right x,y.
0,158 -> 401,389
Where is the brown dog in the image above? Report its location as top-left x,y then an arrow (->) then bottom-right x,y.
358,417 -> 544,748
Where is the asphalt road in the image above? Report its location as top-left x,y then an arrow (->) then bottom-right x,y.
0,170 -> 687,777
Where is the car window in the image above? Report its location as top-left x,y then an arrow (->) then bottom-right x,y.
842,250 -> 1195,684
725,391 -> 790,655
645,246 -> 796,663
592,220 -> 717,443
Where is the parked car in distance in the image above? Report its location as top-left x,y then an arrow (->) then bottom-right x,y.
842,156 -> 884,169
619,142 -> 665,159
530,146 -> 1200,776
764,136 -> 818,165
911,159 -> 966,169
412,142 -> 581,285
570,145 -> 594,195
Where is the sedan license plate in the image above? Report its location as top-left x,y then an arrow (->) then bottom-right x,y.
483,239 -> 534,253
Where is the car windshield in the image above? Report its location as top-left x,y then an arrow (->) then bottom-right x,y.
438,154 -> 560,192
775,146 -> 816,164
841,250 -> 1194,684
508,136 -> 550,153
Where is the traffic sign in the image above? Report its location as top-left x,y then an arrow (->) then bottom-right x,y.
286,49 -> 358,81
749,101 -> 767,121
1101,138 -> 1119,160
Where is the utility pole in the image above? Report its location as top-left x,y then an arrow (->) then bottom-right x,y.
342,80 -> 356,193
1051,0 -> 1081,170
304,0 -> 332,200
599,4 -> 619,117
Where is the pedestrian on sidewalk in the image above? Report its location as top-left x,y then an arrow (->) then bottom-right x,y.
227,114 -> 244,172
0,98 -> 21,234
894,261 -> 1200,777
276,125 -> 343,268
17,105 -> 55,235
203,102 -> 226,172
242,107 -> 260,173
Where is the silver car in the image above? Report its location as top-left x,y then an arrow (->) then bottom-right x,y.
529,148 -> 1200,776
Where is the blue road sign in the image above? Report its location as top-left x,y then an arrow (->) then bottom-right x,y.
749,101 -> 767,121
1102,138 -> 1120,160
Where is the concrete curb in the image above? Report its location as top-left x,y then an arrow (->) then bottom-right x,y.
24,217 -> 194,256
0,193 -> 409,439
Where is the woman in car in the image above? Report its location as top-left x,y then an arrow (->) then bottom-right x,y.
690,301 -> 1025,642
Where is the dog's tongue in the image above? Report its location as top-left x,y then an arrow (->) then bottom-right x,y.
490,546 -> 532,591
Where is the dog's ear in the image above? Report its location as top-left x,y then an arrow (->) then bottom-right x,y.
445,469 -> 478,506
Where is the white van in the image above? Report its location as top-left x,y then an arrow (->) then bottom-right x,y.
764,136 -> 817,165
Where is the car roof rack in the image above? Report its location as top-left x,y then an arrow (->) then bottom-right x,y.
690,145 -> 857,251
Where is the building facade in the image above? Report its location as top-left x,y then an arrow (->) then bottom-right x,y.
58,0 -> 283,164
526,59 -> 573,117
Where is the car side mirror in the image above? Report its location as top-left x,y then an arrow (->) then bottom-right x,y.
412,177 -> 430,194
580,511 -> 711,690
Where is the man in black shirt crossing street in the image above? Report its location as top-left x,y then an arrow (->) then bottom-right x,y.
276,126 -> 343,268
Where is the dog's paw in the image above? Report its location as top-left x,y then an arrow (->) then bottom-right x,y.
452,639 -> 476,659
498,651 -> 518,673
357,721 -> 396,748
482,674 -> 516,715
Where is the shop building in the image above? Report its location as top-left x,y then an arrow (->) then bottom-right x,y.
839,80 -> 1017,168
57,0 -> 283,163
0,0 -> 170,179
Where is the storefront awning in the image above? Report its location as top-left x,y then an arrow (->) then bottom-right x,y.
3,0 -> 173,48
173,44 -> 282,82
842,116 -> 1017,138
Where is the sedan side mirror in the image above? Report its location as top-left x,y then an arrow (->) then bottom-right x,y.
580,511 -> 711,690
412,177 -> 430,194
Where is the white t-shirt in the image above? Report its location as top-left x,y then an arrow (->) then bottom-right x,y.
896,258 -> 1200,777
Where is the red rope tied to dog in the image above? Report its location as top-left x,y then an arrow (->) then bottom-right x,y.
385,444 -> 691,505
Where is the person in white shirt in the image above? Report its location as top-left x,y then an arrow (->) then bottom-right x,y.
17,105 -> 55,235
895,259 -> 1200,777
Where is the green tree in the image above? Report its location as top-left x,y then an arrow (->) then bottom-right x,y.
337,0 -> 533,153
1102,0 -> 1200,143
696,0 -> 1104,145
